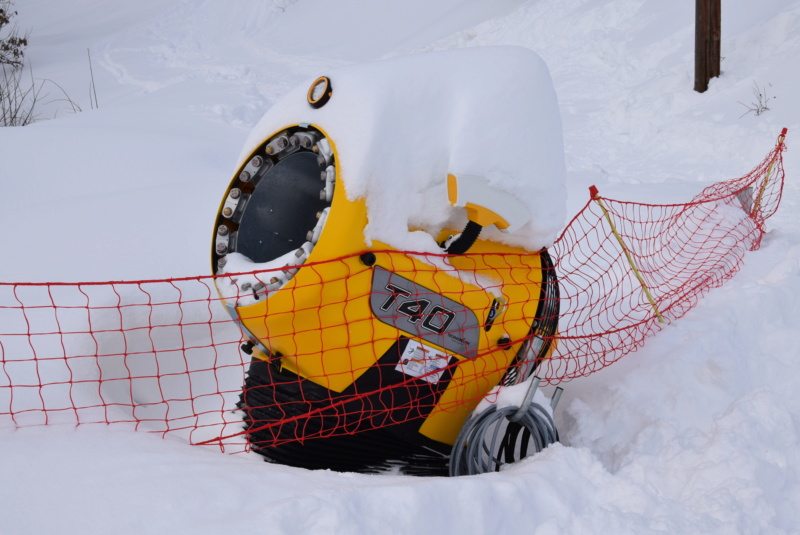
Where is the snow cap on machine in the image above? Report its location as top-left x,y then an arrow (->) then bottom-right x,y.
241,46 -> 567,252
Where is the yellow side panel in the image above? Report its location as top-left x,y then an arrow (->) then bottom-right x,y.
238,256 -> 397,392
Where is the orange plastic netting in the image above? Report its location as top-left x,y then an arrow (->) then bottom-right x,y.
0,130 -> 787,451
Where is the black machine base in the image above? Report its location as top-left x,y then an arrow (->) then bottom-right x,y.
238,353 -> 452,476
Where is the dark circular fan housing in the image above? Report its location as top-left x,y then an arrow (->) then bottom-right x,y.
212,125 -> 336,277
235,151 -> 327,263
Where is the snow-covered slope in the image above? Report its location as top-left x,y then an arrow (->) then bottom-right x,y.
1,1 -> 799,533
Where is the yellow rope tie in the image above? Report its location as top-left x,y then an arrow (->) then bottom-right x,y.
752,128 -> 788,217
590,186 -> 665,324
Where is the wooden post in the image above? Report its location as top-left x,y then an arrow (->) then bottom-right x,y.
694,0 -> 721,93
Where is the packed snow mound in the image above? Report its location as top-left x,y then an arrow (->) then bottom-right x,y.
240,46 -> 567,252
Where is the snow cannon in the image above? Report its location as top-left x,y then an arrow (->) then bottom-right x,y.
211,47 -> 565,475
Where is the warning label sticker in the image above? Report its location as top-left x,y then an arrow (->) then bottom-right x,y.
395,339 -> 453,384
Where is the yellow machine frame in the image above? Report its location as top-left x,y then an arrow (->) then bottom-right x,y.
214,125 -> 554,448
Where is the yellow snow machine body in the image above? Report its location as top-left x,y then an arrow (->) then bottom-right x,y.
211,70 -> 560,475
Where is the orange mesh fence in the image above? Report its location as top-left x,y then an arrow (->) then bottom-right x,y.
547,128 -> 786,382
0,278 -> 250,449
0,129 -> 788,452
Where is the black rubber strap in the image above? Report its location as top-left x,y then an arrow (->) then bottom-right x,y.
446,220 -> 483,255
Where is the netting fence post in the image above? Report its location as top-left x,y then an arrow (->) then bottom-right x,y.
753,127 -> 788,216
589,185 -> 666,324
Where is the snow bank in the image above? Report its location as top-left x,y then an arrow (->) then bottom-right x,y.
2,0 -> 800,534
241,46 -> 567,252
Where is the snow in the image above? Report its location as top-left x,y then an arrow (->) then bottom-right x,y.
1,0 -> 799,533
241,45 -> 566,252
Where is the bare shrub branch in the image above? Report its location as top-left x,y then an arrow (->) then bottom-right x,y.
738,81 -> 775,118
0,0 -> 28,68
1,64 -> 82,126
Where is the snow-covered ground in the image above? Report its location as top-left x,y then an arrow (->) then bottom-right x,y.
1,1 -> 799,533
